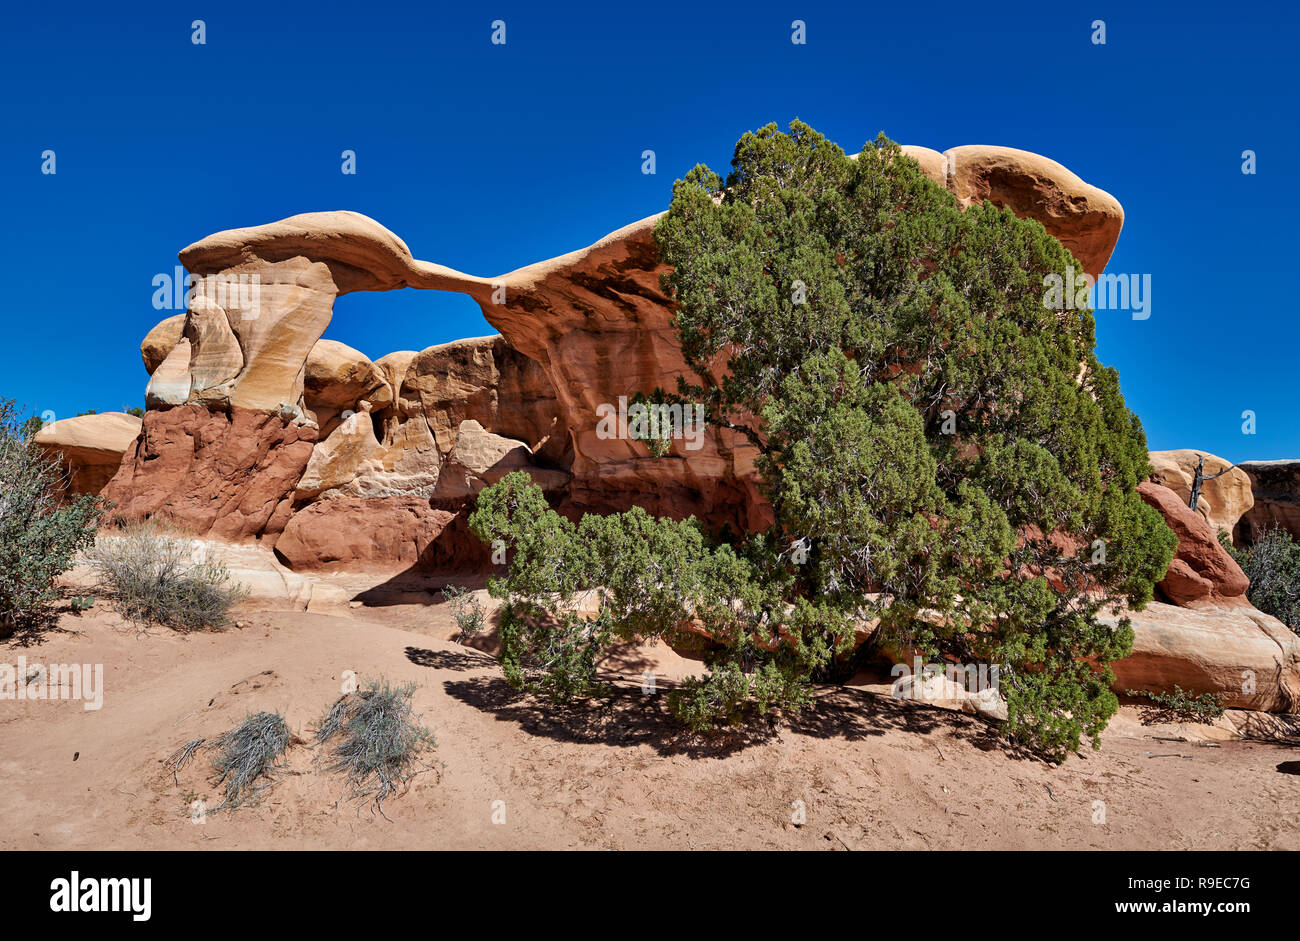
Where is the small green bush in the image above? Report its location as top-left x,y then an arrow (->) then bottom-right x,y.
1224,527 -> 1300,633
1126,685 -> 1226,724
315,678 -> 435,818
89,521 -> 248,631
0,399 -> 105,632
441,584 -> 487,642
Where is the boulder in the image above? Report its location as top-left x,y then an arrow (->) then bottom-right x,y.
1148,449 -> 1253,536
890,670 -> 1008,721
942,145 -> 1123,278
295,410 -> 387,500
1236,460 -> 1300,544
1111,601 -> 1300,712
304,339 -> 392,414
140,314 -> 185,375
144,338 -> 192,409
1138,481 -> 1249,606
274,495 -> 479,573
32,412 -> 142,496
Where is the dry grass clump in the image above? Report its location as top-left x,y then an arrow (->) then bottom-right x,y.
89,520 -> 247,630
315,678 -> 435,818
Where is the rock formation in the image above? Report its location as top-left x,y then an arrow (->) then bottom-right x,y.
33,412 -> 143,496
102,405 -> 316,542
1236,460 -> 1300,544
74,141 -> 1300,714
1111,601 -> 1299,712
1137,482 -> 1250,607
112,142 -> 1125,562
1147,449 -> 1253,536
901,144 -> 1124,279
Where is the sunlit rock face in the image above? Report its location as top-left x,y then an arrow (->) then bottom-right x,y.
116,144 -> 1125,555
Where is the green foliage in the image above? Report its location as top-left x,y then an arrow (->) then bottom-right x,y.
1125,686 -> 1227,724
441,584 -> 487,642
126,406 -> 145,418
471,122 -> 1177,758
0,399 -> 106,632
89,520 -> 248,631
1225,527 -> 1300,632
209,711 -> 291,809
70,596 -> 95,613
315,678 -> 436,818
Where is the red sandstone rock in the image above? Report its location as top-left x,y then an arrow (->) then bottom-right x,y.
1137,481 -> 1249,605
101,405 -> 316,542
274,495 -> 490,573
1237,460 -> 1300,544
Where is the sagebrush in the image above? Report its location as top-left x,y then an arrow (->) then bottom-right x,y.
315,678 -> 435,818
208,711 -> 291,809
441,584 -> 487,642
89,520 -> 247,630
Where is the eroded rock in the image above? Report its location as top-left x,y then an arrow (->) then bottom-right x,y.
33,412 -> 143,496
1148,449 -> 1253,536
1138,481 -> 1249,606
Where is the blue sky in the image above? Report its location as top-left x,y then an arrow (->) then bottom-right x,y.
2,0 -> 1295,462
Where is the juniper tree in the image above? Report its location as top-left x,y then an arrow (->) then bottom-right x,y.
471,122 -> 1176,757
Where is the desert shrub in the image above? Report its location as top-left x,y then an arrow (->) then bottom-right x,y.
0,399 -> 105,632
471,122 -> 1178,759
88,521 -> 248,630
315,678 -> 435,818
1126,686 -> 1227,724
209,711 -> 291,809
1224,527 -> 1300,632
441,584 -> 487,642
164,737 -> 206,785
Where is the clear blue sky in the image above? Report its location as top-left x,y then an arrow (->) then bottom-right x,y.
2,0 -> 1295,462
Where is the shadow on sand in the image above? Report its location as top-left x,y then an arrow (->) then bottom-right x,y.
437,667 -> 1031,761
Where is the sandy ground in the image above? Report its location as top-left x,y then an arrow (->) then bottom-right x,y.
3,591 -> 1299,851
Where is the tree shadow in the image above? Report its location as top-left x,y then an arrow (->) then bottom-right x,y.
441,671 -> 1033,761
441,673 -> 774,758
353,571 -> 492,609
1234,710 -> 1300,746
791,686 -> 1035,759
0,600 -> 93,648
404,645 -> 496,672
